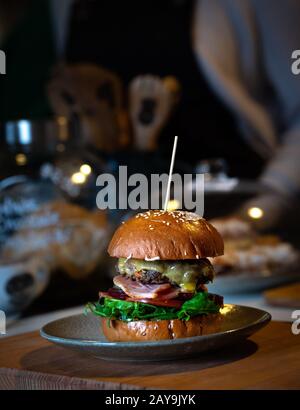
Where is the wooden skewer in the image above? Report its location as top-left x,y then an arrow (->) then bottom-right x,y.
164,136 -> 178,211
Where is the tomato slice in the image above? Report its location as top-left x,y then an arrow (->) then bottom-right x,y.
100,289 -> 184,308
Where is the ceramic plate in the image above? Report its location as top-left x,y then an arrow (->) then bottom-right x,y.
209,270 -> 300,295
40,304 -> 271,361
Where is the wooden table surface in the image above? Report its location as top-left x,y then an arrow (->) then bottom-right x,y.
264,282 -> 300,308
0,321 -> 299,390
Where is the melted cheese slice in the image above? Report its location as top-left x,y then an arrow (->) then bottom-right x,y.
117,258 -> 214,292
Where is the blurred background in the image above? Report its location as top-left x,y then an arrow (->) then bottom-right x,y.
0,0 -> 300,324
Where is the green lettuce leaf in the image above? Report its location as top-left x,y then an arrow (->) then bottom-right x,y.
177,292 -> 221,320
85,291 -> 221,322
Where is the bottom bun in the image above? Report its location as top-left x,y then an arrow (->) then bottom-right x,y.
101,314 -> 222,342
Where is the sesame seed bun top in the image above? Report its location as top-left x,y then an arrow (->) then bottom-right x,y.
108,210 -> 224,260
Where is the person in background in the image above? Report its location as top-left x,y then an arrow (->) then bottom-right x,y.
193,0 -> 300,231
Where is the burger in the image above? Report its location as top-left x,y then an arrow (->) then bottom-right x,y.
86,210 -> 224,341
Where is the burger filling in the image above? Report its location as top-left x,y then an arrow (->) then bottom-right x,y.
117,258 -> 215,292
86,258 -> 223,322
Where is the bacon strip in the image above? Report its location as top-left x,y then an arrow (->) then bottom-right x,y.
113,275 -> 180,300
